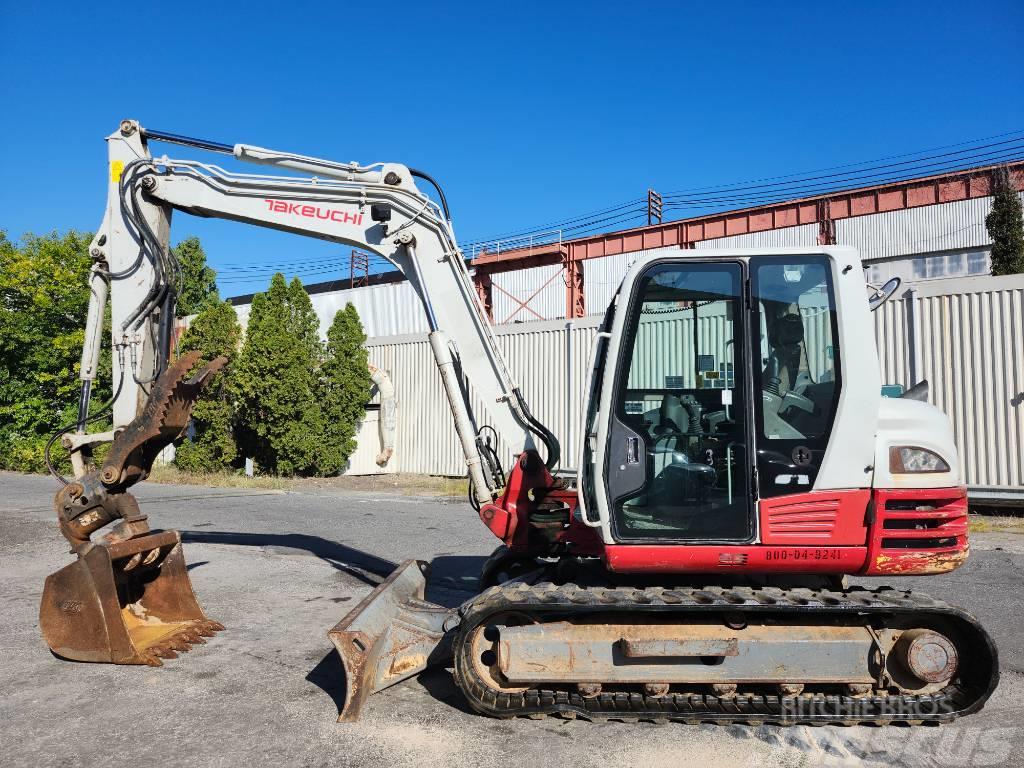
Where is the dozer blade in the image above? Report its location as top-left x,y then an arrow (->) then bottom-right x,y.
328,560 -> 454,721
40,530 -> 223,666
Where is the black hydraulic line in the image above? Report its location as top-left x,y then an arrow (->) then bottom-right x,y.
141,128 -> 234,155
103,162 -> 150,280
512,387 -> 560,471
155,287 -> 176,376
46,362 -> 126,486
409,168 -> 451,221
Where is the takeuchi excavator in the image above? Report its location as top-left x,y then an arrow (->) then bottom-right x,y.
41,120 -> 998,726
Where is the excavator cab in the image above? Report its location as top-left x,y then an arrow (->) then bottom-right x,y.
584,250 -> 869,551
604,260 -> 754,542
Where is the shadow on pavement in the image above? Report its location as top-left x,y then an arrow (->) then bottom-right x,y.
180,530 -> 493,717
180,530 -> 397,587
306,648 -> 348,716
425,554 -> 488,607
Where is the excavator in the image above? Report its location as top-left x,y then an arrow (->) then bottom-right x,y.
40,120 -> 998,726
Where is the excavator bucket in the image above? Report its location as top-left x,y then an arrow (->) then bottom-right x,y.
40,351 -> 227,666
40,530 -> 223,665
328,560 -> 454,721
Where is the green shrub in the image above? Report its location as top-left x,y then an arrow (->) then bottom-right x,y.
318,303 -> 373,474
173,300 -> 241,472
986,167 -> 1024,276
231,274 -> 326,475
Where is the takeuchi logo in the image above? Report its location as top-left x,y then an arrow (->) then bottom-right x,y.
264,199 -> 364,225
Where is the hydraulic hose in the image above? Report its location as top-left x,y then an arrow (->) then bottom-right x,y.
512,387 -> 560,471
46,359 -> 126,485
410,168 -> 451,221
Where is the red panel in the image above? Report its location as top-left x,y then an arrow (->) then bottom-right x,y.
605,545 -> 868,574
479,503 -> 512,540
725,215 -> 747,235
775,207 -> 799,227
623,234 -> 643,252
907,184 -> 936,207
969,175 -> 991,197
878,190 -> 904,212
861,487 -> 969,576
749,211 -> 773,232
938,180 -> 966,202
798,201 -> 823,222
850,194 -> 876,216
759,489 -> 870,546
825,199 -> 847,219
705,220 -> 725,239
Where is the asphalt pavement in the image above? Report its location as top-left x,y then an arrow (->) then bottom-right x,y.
2,471 -> 1021,768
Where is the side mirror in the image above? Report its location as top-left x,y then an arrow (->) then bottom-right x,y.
903,379 -> 929,402
868,276 -> 902,311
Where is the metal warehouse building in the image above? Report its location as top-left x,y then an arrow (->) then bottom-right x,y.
229,162 -> 1024,504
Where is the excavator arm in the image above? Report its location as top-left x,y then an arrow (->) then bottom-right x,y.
77,119 -> 559,500
42,120 -> 562,712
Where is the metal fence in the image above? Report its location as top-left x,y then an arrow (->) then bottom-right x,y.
351,274 -> 1024,502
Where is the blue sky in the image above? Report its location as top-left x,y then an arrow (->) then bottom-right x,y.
2,1 -> 1022,297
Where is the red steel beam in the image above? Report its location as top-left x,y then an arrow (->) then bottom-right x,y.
473,161 -> 1024,267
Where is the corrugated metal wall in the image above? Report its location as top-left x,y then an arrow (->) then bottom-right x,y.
352,318 -> 602,476
906,275 -> 1024,490
491,263 -> 565,323
310,282 -> 428,337
583,246 -> 683,315
232,281 -> 428,339
350,275 -> 1024,498
835,197 -> 994,261
694,223 -> 820,250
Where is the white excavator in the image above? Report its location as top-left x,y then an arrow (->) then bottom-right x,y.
40,120 -> 997,726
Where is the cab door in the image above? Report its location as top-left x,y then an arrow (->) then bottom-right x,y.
602,260 -> 754,543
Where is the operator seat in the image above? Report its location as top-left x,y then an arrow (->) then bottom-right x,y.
763,309 -> 805,395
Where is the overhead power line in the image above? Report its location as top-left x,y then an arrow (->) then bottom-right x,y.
217,129 -> 1024,287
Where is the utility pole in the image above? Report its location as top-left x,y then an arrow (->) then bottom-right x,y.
350,250 -> 369,289
647,189 -> 663,225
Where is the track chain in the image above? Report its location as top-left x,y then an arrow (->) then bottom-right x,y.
452,581 -> 998,725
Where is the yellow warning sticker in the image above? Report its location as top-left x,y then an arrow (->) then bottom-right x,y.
110,160 -> 124,183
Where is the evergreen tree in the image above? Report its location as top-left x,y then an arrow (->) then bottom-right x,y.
318,303 -> 373,474
173,236 -> 220,317
986,167 -> 1024,276
232,273 -> 325,475
173,300 -> 241,472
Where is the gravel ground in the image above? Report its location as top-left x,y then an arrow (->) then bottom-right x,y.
2,471 -> 1021,767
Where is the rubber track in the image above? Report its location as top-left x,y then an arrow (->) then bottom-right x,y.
452,582 -> 999,725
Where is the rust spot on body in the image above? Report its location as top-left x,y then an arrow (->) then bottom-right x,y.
874,546 -> 968,574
